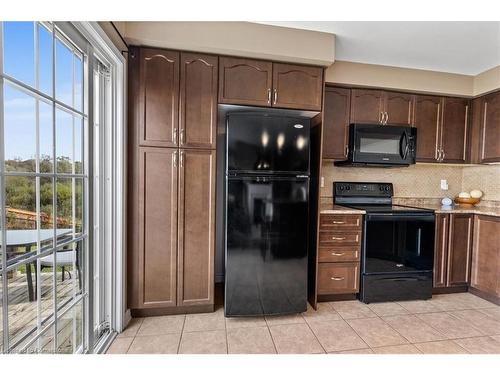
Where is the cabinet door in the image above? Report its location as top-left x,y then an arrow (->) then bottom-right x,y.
414,96 -> 441,162
446,214 -> 473,287
471,215 -> 500,298
480,91 -> 500,163
218,57 -> 272,106
441,98 -> 469,163
433,214 -> 449,288
322,87 -> 351,159
272,63 -> 323,110
177,149 -> 216,306
139,147 -> 178,307
179,53 -> 218,149
350,89 -> 384,124
139,48 -> 179,147
468,97 -> 484,164
384,91 -> 414,126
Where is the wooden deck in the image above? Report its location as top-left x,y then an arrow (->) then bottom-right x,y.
0,268 -> 81,353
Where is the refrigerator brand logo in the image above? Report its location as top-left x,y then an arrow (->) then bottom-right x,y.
294,124 -> 303,129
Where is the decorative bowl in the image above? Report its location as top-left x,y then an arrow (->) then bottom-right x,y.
454,197 -> 481,206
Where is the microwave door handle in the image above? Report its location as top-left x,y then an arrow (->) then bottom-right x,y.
400,132 -> 409,160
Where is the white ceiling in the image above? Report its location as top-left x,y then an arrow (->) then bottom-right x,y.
258,22 -> 500,75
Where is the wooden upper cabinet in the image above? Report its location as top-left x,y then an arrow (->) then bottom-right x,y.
322,87 -> 351,159
177,149 -> 216,306
414,95 -> 441,162
468,97 -> 484,164
139,147 -> 178,308
139,48 -> 180,147
441,97 -> 469,163
350,89 -> 384,124
218,57 -> 272,106
433,213 -> 449,288
179,53 -> 218,149
480,91 -> 500,163
384,92 -> 414,126
471,215 -> 500,298
446,214 -> 473,287
272,63 -> 323,111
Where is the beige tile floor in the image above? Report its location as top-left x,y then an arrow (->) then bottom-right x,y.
106,293 -> 500,354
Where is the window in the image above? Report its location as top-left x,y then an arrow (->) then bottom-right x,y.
0,22 -> 88,353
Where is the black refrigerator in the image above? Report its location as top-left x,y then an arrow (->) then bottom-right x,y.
224,112 -> 310,317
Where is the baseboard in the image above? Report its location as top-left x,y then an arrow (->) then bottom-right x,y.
131,304 -> 214,317
468,287 -> 500,306
432,286 -> 468,294
317,293 -> 358,302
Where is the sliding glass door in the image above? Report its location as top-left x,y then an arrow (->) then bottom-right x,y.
0,22 -> 91,353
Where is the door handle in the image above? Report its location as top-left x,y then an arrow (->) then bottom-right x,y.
331,236 -> 346,240
180,151 -> 184,168
379,111 -> 383,124
330,252 -> 345,256
267,88 -> 272,104
173,151 -> 178,168
385,112 -> 389,125
332,221 -> 346,224
330,276 -> 345,281
180,129 -> 184,144
273,88 -> 278,104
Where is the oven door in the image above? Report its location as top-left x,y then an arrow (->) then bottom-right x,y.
362,213 -> 435,274
351,124 -> 416,165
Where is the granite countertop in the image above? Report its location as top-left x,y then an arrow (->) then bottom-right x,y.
319,197 -> 500,217
319,198 -> 365,214
403,202 -> 500,217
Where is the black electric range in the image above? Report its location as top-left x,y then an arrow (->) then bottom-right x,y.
334,182 -> 435,303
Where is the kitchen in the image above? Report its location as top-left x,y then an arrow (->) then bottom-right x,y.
0,9 -> 499,366
115,21 -> 500,355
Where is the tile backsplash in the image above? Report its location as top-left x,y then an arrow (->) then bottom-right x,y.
321,162 -> 500,202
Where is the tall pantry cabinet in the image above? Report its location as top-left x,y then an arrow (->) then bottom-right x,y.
128,47 -> 217,315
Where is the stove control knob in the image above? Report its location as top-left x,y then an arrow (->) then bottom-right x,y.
339,186 -> 344,191
385,186 -> 390,191
379,186 -> 384,191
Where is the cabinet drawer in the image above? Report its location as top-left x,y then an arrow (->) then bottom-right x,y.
320,214 -> 362,231
319,231 -> 361,247
318,248 -> 360,263
318,263 -> 359,294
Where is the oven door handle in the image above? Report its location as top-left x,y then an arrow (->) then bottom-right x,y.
378,277 -> 422,282
366,213 -> 435,221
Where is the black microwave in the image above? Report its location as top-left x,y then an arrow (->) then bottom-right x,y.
335,124 -> 417,167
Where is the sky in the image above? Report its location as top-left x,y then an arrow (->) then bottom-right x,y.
2,21 -> 83,168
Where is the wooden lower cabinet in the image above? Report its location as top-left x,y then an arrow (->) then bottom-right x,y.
317,214 -> 363,298
317,263 -> 359,294
433,213 -> 449,288
130,147 -> 216,312
446,214 -> 473,286
471,215 -> 500,299
139,147 -> 178,307
433,213 -> 473,289
177,149 -> 216,306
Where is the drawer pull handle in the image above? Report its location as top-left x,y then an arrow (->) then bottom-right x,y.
332,221 -> 346,224
331,252 -> 344,256
331,236 -> 345,240
331,277 -> 345,281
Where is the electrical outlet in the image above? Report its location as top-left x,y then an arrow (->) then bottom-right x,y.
320,176 -> 325,188
440,179 -> 449,191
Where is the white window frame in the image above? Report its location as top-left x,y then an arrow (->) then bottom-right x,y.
71,22 -> 127,352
